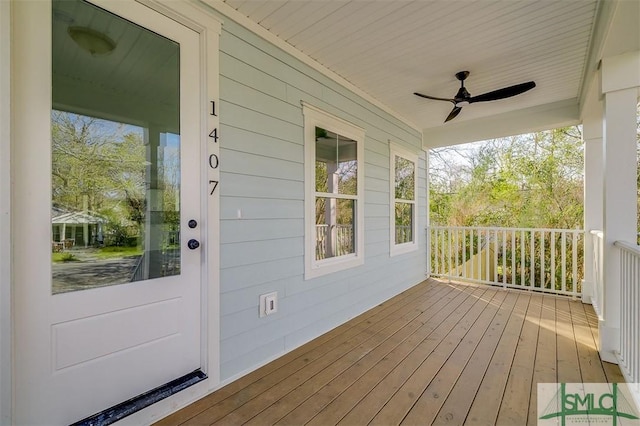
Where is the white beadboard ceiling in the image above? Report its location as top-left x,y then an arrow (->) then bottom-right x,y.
222,0 -> 605,136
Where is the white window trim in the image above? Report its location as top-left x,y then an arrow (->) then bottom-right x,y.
303,102 -> 365,279
390,143 -> 419,257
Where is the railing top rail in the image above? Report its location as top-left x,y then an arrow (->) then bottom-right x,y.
614,240 -> 640,256
427,225 -> 584,234
590,229 -> 604,237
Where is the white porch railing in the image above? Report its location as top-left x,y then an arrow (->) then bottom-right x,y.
614,240 -> 640,386
316,224 -> 354,260
130,251 -> 147,282
590,230 -> 604,319
428,226 -> 584,297
129,229 -> 180,282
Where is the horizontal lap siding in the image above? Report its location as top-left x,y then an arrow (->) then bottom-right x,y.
218,17 -> 425,380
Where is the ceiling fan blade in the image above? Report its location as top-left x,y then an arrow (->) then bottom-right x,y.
469,81 -> 536,104
414,92 -> 455,104
445,106 -> 462,122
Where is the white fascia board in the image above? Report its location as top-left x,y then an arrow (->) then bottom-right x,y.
577,0 -> 617,107
197,0 -> 420,134
422,99 -> 580,149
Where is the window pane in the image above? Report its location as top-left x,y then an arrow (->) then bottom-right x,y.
315,127 -> 357,195
51,0 -> 180,294
395,155 -> 415,200
315,197 -> 355,260
395,202 -> 413,244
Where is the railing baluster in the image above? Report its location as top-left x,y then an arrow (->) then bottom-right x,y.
540,231 -> 545,290
477,229 -> 482,282
530,230 -> 535,289
431,228 -> 441,275
440,228 -> 447,275
502,229 -> 507,288
511,230 -> 516,286
454,228 -> 459,275
448,227 -> 452,277
551,231 -> 556,293
484,228 -> 489,283
571,231 -> 578,294
521,230 -> 525,287
561,232 -> 567,294
462,228 -> 466,273
469,228 -> 474,281
496,229 -> 499,283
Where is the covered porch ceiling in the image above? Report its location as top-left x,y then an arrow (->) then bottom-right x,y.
217,0 -> 639,147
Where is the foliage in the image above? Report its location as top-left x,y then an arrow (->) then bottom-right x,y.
429,127 -> 585,292
52,111 -> 146,215
429,127 -> 584,229
52,252 -> 79,263
52,111 -> 181,248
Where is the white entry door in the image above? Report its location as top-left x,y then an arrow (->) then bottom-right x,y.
12,0 -> 205,424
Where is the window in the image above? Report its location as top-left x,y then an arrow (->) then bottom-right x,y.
390,144 -> 418,256
303,103 -> 364,279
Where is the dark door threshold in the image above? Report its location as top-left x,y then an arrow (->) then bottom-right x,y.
71,369 -> 207,426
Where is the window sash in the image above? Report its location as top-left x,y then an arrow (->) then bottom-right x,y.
303,102 -> 365,279
389,143 -> 418,255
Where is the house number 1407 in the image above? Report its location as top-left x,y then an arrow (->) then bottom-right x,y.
209,100 -> 219,196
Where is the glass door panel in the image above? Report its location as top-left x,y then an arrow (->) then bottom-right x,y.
51,0 -> 181,294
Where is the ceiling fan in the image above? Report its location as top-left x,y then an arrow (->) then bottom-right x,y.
414,71 -> 536,123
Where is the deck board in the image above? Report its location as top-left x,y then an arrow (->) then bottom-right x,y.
462,292 -> 530,425
155,279 -> 624,426
429,291 -> 520,425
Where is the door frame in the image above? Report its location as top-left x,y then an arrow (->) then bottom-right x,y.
0,0 -> 12,424
2,0 -> 222,423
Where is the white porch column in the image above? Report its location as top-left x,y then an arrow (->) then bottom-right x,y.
582,77 -> 603,305
324,162 -> 338,258
145,126 -> 165,279
425,149 -> 431,277
600,51 -> 640,363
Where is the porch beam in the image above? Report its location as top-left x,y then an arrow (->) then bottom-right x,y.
421,99 -> 579,149
600,50 -> 640,363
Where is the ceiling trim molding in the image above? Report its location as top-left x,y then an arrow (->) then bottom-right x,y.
422,99 -> 580,149
197,0 -> 421,133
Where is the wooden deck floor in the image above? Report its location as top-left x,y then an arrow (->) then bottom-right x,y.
156,279 -> 623,426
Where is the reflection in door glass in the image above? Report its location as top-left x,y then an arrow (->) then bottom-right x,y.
51,0 -> 181,294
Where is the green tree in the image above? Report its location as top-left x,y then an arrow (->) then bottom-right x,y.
429,127 -> 584,229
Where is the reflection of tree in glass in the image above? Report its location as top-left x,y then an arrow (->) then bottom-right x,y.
395,156 -> 415,200
52,111 -> 151,245
337,159 -> 357,195
52,111 -> 145,212
394,156 -> 415,234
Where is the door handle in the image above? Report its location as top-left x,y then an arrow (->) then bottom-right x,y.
187,239 -> 200,250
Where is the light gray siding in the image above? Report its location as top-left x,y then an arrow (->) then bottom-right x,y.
218,17 -> 426,380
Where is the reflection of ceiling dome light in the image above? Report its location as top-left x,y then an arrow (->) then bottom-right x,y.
67,26 -> 116,56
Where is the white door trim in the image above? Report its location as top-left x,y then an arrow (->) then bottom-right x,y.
144,0 -> 224,390
0,0 -> 12,423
